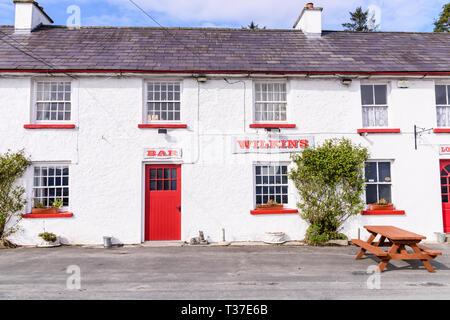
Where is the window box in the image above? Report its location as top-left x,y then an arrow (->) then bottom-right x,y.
357,128 -> 400,134
138,124 -> 187,129
22,212 -> 73,219
361,210 -> 405,216
249,123 -> 296,128
31,207 -> 58,215
24,124 -> 76,129
256,204 -> 284,210
368,203 -> 394,211
251,208 -> 298,215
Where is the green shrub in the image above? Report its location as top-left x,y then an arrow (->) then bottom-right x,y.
0,150 -> 31,246
38,232 -> 57,243
290,138 -> 369,242
305,224 -> 329,245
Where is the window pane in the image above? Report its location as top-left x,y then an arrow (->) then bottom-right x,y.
361,85 -> 374,105
378,162 -> 391,182
374,85 -> 387,105
437,106 -> 449,127
436,85 -> 447,105
365,184 -> 377,204
365,162 -> 377,182
379,184 -> 392,203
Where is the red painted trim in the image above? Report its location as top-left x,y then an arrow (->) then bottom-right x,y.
250,123 -> 296,128
434,128 -> 450,133
357,128 -> 401,133
138,124 -> 188,129
22,212 -> 73,219
250,208 -> 298,215
361,210 -> 405,216
24,124 -> 76,129
2,69 -> 450,76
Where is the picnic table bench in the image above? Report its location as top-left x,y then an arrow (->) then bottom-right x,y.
351,226 -> 442,273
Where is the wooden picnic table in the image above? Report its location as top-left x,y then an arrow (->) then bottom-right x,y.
351,226 -> 442,273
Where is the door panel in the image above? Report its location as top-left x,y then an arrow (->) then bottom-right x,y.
440,160 -> 450,233
145,164 -> 181,241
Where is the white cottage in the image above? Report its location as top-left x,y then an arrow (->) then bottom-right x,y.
1,1 -> 449,245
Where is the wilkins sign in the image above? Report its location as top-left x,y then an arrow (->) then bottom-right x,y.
232,136 -> 314,154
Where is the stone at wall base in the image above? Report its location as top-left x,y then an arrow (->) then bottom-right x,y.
37,239 -> 61,248
327,239 -> 349,246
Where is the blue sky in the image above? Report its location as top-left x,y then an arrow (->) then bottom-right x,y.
0,0 -> 447,32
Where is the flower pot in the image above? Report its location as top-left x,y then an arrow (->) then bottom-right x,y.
256,204 -> 283,210
37,238 -> 61,248
31,207 -> 58,215
369,203 -> 394,211
264,232 -> 286,244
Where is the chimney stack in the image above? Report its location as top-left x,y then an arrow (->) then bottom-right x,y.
293,3 -> 323,38
13,0 -> 53,33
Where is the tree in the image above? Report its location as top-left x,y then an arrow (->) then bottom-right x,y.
242,21 -> 266,30
342,6 -> 379,32
434,3 -> 449,32
289,138 -> 369,245
0,150 -> 31,247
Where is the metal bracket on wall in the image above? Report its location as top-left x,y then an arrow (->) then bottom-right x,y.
414,125 -> 433,150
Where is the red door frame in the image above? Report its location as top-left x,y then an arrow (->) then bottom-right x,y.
439,160 -> 450,233
144,164 -> 181,241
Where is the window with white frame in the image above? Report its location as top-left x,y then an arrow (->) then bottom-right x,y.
436,84 -> 450,127
254,82 -> 287,122
361,84 -> 388,127
33,165 -> 69,207
254,164 -> 289,205
364,161 -> 392,204
35,81 -> 72,121
146,81 -> 181,122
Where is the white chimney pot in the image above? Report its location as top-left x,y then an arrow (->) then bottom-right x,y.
293,3 -> 323,38
14,0 -> 53,33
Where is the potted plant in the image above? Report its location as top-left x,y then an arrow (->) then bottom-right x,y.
52,199 -> 65,212
38,232 -> 60,247
256,199 -> 283,210
31,201 -> 58,215
369,198 -> 394,211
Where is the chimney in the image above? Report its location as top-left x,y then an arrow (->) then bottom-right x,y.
293,3 -> 323,38
14,0 -> 53,33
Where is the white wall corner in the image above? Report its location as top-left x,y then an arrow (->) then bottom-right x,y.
293,6 -> 323,38
14,0 -> 53,34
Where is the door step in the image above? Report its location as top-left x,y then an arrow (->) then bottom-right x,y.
141,241 -> 185,247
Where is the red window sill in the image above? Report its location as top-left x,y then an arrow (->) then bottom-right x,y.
433,128 -> 450,133
138,124 -> 188,129
24,124 -> 76,129
250,208 -> 298,215
250,124 -> 296,129
361,210 -> 405,216
22,212 -> 73,219
357,128 -> 401,134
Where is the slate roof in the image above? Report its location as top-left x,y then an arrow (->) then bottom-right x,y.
0,25 -> 448,73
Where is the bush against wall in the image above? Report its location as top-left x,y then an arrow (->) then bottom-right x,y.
0,150 -> 31,247
289,138 -> 369,245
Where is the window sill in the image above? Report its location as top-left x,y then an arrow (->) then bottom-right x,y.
361,210 -> 405,216
433,128 -> 450,133
24,124 -> 76,129
250,208 -> 298,215
22,212 -> 74,219
138,124 -> 188,129
249,124 -> 296,129
357,128 -> 401,134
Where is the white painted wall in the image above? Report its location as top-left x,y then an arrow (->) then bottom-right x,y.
0,75 -> 447,245
14,2 -> 52,33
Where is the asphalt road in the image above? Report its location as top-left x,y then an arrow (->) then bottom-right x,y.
0,244 -> 449,299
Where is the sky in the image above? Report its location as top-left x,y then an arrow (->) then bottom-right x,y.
0,0 -> 447,32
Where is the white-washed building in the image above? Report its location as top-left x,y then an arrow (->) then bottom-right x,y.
1,1 -> 450,245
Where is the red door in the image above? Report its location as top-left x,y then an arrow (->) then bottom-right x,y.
440,160 -> 450,233
145,164 -> 181,241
